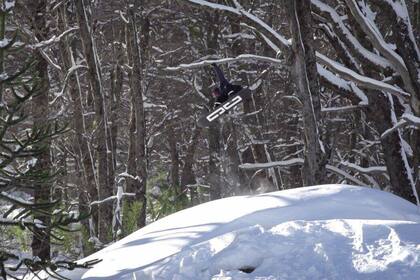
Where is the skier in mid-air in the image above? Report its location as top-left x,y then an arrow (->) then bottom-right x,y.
197,63 -> 250,127
211,64 -> 242,108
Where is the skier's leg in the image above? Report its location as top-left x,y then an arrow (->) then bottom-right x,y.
226,84 -> 243,96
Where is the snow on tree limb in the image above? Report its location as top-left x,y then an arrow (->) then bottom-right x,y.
166,54 -> 283,71
386,92 -> 419,206
312,0 -> 391,70
378,0 -> 420,61
339,161 -> 387,176
344,0 -> 415,97
186,0 -> 241,15
239,158 -> 367,186
325,165 -> 366,186
31,27 -> 79,49
381,113 -> 420,139
240,23 -> 282,57
182,0 -> 411,108
316,53 -> 409,99
0,217 -> 42,227
321,105 -> 365,113
192,75 -> 210,103
317,65 -> 368,105
51,64 -> 88,105
239,158 -> 305,170
184,0 -> 290,51
90,191 -> 135,206
238,7 -> 290,48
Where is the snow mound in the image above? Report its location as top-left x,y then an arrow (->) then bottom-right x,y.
50,185 -> 420,279
157,220 -> 419,280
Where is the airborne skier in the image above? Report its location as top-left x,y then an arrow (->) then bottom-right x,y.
197,64 -> 251,127
211,63 -> 243,108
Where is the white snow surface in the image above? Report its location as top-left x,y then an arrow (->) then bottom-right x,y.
46,185 -> 420,279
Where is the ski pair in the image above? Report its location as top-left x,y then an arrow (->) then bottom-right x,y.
198,88 -> 252,128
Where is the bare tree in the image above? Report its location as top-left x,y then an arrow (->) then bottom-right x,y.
74,0 -> 112,243
126,0 -> 148,228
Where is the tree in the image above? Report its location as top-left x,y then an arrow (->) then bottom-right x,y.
74,0 -> 112,243
285,0 -> 328,186
0,1 -> 92,277
126,0 -> 148,228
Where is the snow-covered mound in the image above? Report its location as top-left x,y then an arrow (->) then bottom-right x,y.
57,185 -> 420,279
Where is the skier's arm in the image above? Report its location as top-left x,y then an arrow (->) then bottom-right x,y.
212,64 -> 228,85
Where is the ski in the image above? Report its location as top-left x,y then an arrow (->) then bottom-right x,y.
198,88 -> 251,128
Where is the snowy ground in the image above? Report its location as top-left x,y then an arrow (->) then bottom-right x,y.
30,184 -> 420,279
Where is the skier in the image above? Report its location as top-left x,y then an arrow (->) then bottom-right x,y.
211,63 -> 242,108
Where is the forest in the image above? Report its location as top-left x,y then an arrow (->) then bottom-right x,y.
0,0 -> 419,278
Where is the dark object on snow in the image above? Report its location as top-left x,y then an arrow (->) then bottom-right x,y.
239,266 -> 256,273
211,63 -> 242,108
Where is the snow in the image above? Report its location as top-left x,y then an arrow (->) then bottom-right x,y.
345,0 -> 411,88
317,65 -> 368,105
239,158 -> 304,170
386,93 -> 419,206
166,54 -> 282,71
312,0 -> 391,70
0,38 -> 11,48
0,72 -> 9,81
2,0 -> 15,11
32,27 -> 78,49
187,0 -> 241,15
186,0 -> 290,49
402,113 -> 420,125
36,184 -> 420,280
223,32 -> 255,40
316,53 -> 409,98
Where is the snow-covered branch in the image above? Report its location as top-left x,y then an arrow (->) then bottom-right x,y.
192,75 -> 210,103
239,159 -> 367,186
183,0 -> 408,105
321,105 -> 365,113
90,190 -> 135,206
316,53 -> 409,99
317,65 -> 368,105
117,172 -> 142,183
184,0 -> 290,51
39,50 -> 62,71
381,113 -> 420,139
31,27 -> 79,49
339,161 -> 387,176
166,54 -> 282,71
0,217 -> 40,227
239,158 -> 305,170
312,0 -> 391,70
343,0 -> 415,96
50,64 -> 88,105
325,164 -> 366,186
186,0 -> 241,15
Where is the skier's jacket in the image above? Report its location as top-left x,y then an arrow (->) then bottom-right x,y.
212,64 -> 242,107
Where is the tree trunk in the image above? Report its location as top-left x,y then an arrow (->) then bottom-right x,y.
180,125 -> 202,204
0,8 -> 5,103
208,121 -> 222,200
366,93 -> 417,203
380,1 -> 420,200
285,0 -> 327,186
107,26 -> 124,209
204,11 -> 222,200
168,123 -> 180,193
30,0 -> 51,261
127,0 -> 147,228
57,5 -> 98,254
75,0 -> 111,243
